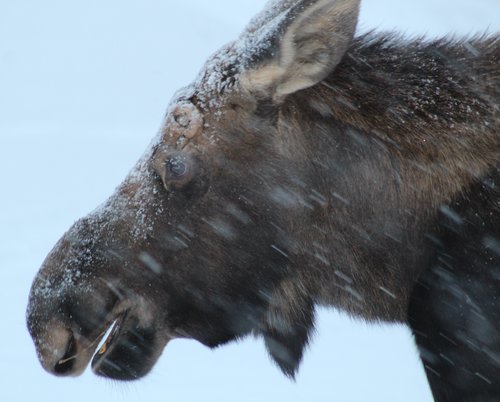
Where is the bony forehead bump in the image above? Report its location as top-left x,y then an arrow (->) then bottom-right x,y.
164,101 -> 204,146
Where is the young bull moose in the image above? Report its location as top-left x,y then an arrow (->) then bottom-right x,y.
27,0 -> 499,401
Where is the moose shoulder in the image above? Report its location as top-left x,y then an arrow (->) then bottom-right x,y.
27,1 -> 499,401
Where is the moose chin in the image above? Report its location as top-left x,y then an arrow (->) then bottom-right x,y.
27,1 -> 499,401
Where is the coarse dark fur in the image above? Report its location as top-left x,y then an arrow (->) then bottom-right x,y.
27,1 -> 499,401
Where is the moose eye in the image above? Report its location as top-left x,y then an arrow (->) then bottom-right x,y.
151,149 -> 198,192
167,156 -> 187,177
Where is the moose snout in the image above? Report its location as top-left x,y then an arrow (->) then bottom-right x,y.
27,225 -> 172,380
26,228 -> 119,377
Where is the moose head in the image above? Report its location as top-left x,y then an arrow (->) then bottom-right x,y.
27,0 -> 361,380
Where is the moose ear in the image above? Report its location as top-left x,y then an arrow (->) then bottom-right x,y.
239,0 -> 360,101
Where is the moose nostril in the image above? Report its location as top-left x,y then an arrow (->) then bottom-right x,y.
54,333 -> 77,375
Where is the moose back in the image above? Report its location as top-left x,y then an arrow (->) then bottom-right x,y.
27,1 -> 499,401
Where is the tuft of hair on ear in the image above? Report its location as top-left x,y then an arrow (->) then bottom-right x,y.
261,280 -> 316,378
239,0 -> 361,102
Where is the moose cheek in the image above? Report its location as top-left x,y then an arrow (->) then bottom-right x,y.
165,175 -> 195,192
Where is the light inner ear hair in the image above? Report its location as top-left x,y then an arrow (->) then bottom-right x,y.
240,0 -> 360,102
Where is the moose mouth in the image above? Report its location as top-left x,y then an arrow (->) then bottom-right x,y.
90,310 -> 131,376
47,301 -> 161,381
89,310 -> 158,380
91,311 -> 128,366
51,311 -> 129,377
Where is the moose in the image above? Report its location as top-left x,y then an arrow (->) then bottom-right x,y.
27,0 -> 499,401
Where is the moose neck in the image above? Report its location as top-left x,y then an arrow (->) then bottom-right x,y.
278,34 -> 499,321
285,33 -> 498,214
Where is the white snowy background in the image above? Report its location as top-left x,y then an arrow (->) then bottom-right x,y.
1,1 -> 498,401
